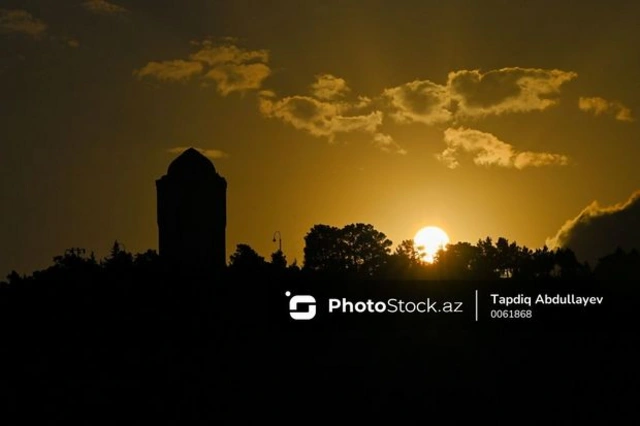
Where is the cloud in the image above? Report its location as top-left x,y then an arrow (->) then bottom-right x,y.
134,40 -> 271,95
259,74 -> 406,153
547,191 -> 640,263
383,67 -> 577,124
136,49 -> 581,156
383,80 -> 452,125
373,133 -> 407,155
448,68 -> 577,117
189,42 -> 268,66
578,96 -> 634,122
190,41 -> 270,95
0,9 -> 47,38
168,147 -> 229,160
259,92 -> 383,141
204,63 -> 270,95
437,127 -> 569,169
82,0 -> 128,15
310,74 -> 350,100
133,60 -> 204,82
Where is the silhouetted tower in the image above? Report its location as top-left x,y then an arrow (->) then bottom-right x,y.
156,148 -> 227,273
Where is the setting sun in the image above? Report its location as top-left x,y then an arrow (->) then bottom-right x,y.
414,226 -> 450,263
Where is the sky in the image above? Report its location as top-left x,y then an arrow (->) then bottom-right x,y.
1,0 -> 639,276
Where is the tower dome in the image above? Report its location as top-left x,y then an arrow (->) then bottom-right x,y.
156,147 -> 227,274
167,147 -> 216,179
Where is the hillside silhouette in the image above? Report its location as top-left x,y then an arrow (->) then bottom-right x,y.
2,231 -> 639,421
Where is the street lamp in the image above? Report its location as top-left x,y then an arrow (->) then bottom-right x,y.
272,231 -> 282,252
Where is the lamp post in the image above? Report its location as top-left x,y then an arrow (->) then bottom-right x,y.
272,231 -> 282,252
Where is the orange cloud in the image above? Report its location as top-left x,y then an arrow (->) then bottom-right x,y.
134,60 -> 203,82
438,127 -> 569,169
578,96 -> 634,122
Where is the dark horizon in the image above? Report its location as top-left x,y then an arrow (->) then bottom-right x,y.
4,145 -> 638,282
2,1 -> 639,278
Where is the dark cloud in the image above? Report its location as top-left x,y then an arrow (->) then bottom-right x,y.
449,69 -> 523,108
383,80 -> 452,124
134,40 -> 270,95
82,1 -> 128,16
547,191 -> 640,264
383,67 -> 577,124
449,68 -> 577,116
0,9 -> 47,38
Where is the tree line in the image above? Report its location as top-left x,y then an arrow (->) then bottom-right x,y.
229,223 -> 638,280
2,223 -> 639,286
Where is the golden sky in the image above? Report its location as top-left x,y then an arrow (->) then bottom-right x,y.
1,0 -> 639,274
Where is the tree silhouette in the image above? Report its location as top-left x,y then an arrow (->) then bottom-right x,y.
593,247 -> 640,280
341,223 -> 393,276
303,224 -> 344,273
495,237 -> 519,278
229,244 -> 267,271
102,240 -> 134,274
288,258 -> 301,273
52,247 -> 97,270
134,249 -> 160,268
394,239 -> 422,262
433,241 -> 478,279
0,228 -> 635,285
392,239 -> 422,266
552,247 -> 589,279
473,237 -> 500,279
303,223 -> 392,276
531,246 -> 555,279
4,270 -> 23,287
270,250 -> 287,269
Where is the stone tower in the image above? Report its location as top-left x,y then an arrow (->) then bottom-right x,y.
156,148 -> 227,273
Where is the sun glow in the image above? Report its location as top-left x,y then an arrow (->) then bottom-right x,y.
414,226 -> 450,263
